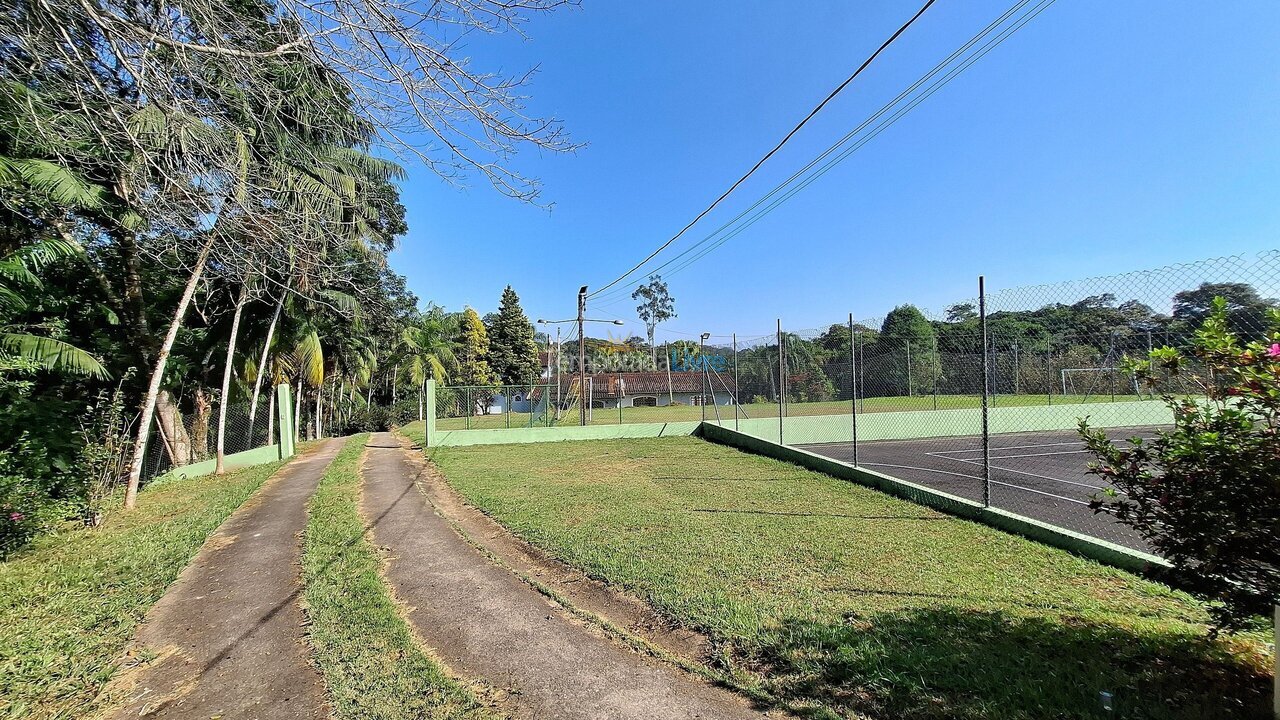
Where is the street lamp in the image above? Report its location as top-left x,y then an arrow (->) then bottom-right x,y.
538,307 -> 624,426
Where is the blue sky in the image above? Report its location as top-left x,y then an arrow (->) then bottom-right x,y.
388,1 -> 1280,340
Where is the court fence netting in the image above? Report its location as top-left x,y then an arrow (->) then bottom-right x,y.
421,251 -> 1278,553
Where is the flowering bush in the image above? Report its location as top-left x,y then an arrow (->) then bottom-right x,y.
1081,297 -> 1280,631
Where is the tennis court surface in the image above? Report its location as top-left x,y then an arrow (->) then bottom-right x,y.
800,426 -> 1164,551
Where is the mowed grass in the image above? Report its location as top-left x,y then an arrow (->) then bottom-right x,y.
433,393 -> 1148,430
0,459 -> 286,719
422,436 -> 1272,720
301,434 -> 503,720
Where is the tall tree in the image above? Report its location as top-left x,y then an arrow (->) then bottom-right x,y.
880,305 -> 940,397
400,308 -> 456,421
456,307 -> 497,390
632,275 -> 676,368
486,286 -> 539,386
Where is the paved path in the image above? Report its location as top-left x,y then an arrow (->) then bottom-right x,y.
106,439 -> 343,720
361,432 -> 772,720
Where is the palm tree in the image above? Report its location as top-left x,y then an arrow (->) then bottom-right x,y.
0,238 -> 107,378
400,309 -> 457,422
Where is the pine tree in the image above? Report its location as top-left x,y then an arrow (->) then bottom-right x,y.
487,285 -> 540,386
456,307 -> 497,388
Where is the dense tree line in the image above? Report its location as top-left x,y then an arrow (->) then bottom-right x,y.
0,0 -> 570,549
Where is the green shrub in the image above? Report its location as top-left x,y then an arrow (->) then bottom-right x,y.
1082,297 -> 1280,631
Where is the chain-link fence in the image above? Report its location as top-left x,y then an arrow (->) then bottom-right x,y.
142,391 -> 275,481
435,383 -> 557,430
721,250 -> 1279,552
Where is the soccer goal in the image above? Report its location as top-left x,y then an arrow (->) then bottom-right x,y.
1060,367 -> 1141,399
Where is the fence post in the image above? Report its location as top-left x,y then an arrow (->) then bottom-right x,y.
424,379 -> 437,446
275,383 -> 295,459
1046,350 -> 1053,406
776,319 -> 784,444
465,386 -> 471,430
979,276 -> 991,507
733,333 -> 739,432
849,313 -> 858,465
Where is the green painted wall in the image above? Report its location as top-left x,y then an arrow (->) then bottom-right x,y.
697,422 -> 1168,576
156,443 -> 284,482
724,399 -> 1172,445
426,399 -> 1172,449
276,382 -> 295,459
425,378 -> 437,447
430,421 -> 701,447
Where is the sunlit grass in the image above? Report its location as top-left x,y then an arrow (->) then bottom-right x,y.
424,436 -> 1271,719
0,460 -> 285,719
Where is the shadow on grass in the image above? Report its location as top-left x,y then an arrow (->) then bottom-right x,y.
744,607 -> 1270,720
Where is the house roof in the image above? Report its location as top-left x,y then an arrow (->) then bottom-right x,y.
533,371 -> 736,400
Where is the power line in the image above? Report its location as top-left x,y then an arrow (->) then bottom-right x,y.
592,0 -> 1056,309
586,0 -> 938,300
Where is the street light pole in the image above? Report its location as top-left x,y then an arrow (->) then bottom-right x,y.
578,286 -> 587,427
538,300 -> 620,429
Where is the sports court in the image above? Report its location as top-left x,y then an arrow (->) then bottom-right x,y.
800,426 -> 1163,550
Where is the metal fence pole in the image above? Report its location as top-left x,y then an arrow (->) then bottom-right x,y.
1046,350 -> 1053,406
466,386 -> 472,430
733,333 -> 739,431
506,386 -> 511,428
979,276 -> 991,507
848,313 -> 858,465
776,319 -> 784,444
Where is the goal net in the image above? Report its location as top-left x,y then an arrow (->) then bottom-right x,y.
1060,368 -> 1141,400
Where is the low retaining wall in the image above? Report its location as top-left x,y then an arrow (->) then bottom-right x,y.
698,422 -> 1168,575
729,399 -> 1173,445
429,421 -> 701,447
155,443 -> 285,483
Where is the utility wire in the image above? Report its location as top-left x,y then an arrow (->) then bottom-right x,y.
586,0 -> 938,300
592,0 -> 1055,309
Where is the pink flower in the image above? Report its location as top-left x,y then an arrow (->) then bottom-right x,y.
1269,343 -> 1280,358
8,512 -> 23,522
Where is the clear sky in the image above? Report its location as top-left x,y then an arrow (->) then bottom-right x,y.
387,1 -> 1280,341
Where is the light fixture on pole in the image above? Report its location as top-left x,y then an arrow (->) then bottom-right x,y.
538,302 -> 623,426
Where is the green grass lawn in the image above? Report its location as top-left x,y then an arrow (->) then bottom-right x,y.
0,459 -> 285,720
422,436 -> 1271,720
301,434 -> 503,720
433,393 -> 1149,430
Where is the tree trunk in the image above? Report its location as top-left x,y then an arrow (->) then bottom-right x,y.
315,381 -> 323,438
392,365 -> 398,404
215,284 -> 249,475
122,237 -> 214,509
418,376 -> 424,422
191,388 -> 212,461
247,291 -> 284,444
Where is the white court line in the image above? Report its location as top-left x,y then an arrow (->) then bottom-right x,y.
932,441 -> 1085,455
937,454 -> 1105,490
859,463 -> 1090,506
933,438 -> 1159,457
